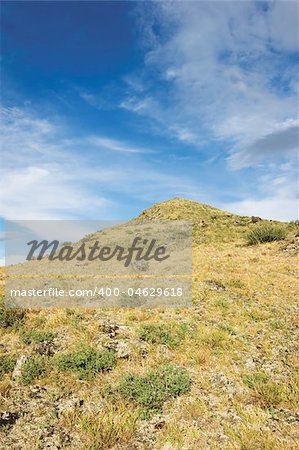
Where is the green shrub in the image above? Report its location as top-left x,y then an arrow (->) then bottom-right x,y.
119,364 -> 191,418
0,354 -> 17,376
20,330 -> 55,345
21,356 -> 46,385
55,347 -> 116,379
139,323 -> 190,349
247,223 -> 287,245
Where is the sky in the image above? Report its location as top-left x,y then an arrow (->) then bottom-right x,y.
1,0 -> 298,229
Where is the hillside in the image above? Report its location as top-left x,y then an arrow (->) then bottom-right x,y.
0,199 -> 298,450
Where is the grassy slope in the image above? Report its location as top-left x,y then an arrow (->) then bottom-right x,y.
0,198 -> 298,450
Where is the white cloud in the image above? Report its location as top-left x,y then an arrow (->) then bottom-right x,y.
0,107 -> 109,219
0,106 -> 202,220
222,171 -> 298,221
0,165 -> 108,220
223,196 -> 297,222
129,1 -> 298,163
268,0 -> 299,52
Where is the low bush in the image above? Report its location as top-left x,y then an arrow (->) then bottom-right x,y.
247,223 -> 287,245
119,364 -> 191,418
55,347 -> 116,379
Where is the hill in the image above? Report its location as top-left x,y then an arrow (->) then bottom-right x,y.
137,198 -> 232,221
0,199 -> 298,449
136,197 -> 288,244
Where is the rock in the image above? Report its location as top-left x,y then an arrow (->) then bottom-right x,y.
104,340 -> 132,358
35,342 -> 56,357
270,408 -> 299,424
115,341 -> 131,359
29,385 -> 48,398
39,425 -> 70,450
245,358 -> 255,369
105,338 -> 148,357
101,321 -> 119,337
56,396 -> 83,417
12,355 -> 27,380
0,411 -> 19,427
251,216 -> 262,223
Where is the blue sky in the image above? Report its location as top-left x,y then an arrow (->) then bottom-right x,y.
1,0 -> 298,228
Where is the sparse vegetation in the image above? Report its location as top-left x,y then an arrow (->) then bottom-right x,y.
0,199 -> 297,449
247,223 -> 287,245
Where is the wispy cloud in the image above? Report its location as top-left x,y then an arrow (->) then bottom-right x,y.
222,171 -> 298,221
0,106 -> 202,220
88,136 -> 153,154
